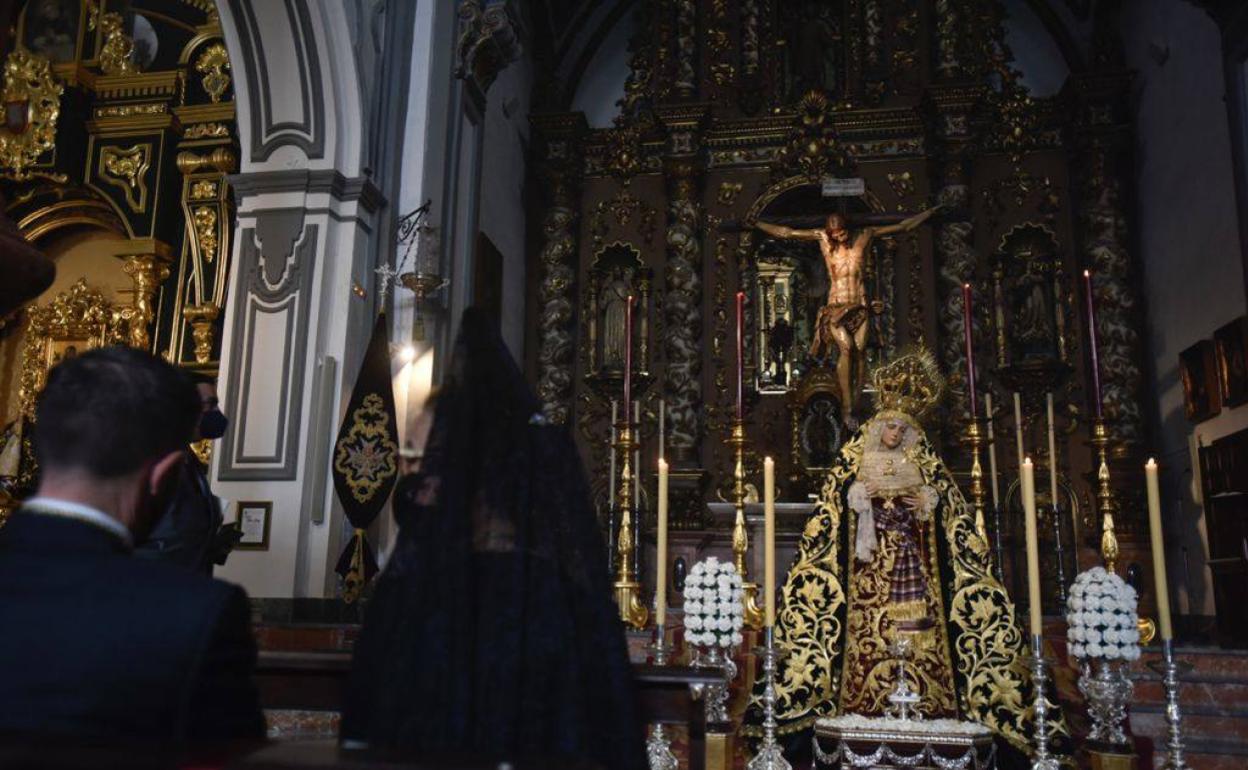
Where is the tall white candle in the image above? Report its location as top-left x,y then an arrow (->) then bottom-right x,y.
985,392 -> 1000,508
1046,392 -> 1059,506
659,400 -> 665,461
1146,459 -> 1173,640
764,457 -> 776,628
1013,392 -> 1026,470
657,458 -> 669,628
1022,457 -> 1042,637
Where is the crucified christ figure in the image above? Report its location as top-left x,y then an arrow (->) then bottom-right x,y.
755,207 -> 940,423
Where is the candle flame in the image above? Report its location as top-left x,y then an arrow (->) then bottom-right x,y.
963,283 -> 970,290
658,457 -> 668,470
1083,269 -> 1090,277
1147,457 -> 1157,467
1024,456 -> 1033,465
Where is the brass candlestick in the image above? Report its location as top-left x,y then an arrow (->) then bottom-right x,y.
962,417 -> 989,544
614,418 -> 649,629
729,417 -> 764,629
1089,417 -> 1119,573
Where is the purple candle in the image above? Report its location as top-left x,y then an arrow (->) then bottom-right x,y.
624,295 -> 634,417
961,283 -> 978,417
736,291 -> 745,420
1083,270 -> 1103,420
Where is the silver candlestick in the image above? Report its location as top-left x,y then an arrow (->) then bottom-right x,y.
747,626 -> 791,770
885,635 -> 922,721
1030,635 -> 1060,770
992,503 -> 1007,585
1148,639 -> 1192,770
646,626 -> 678,770
1051,504 -> 1069,612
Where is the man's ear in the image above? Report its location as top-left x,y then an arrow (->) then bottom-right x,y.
149,449 -> 185,494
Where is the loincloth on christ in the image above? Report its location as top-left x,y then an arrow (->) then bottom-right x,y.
810,302 -> 870,357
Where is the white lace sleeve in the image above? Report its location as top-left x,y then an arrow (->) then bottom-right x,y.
916,485 -> 939,521
848,481 -> 871,515
849,482 -> 878,562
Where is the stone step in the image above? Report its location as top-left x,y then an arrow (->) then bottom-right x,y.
1135,647 -> 1248,682
1124,647 -> 1248,769
1132,709 -> 1248,743
254,623 -> 358,653
1131,676 -> 1248,711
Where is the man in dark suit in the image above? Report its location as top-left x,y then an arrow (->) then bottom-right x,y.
0,346 -> 265,747
136,372 -> 234,573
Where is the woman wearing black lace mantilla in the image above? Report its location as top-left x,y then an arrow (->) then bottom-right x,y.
342,308 -> 645,770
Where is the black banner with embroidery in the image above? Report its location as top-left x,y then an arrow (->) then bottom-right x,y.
332,312 -> 399,601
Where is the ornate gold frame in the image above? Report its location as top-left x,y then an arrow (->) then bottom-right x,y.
17,278 -> 122,420
0,48 -> 64,181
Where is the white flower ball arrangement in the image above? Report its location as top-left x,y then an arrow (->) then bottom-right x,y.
682,556 -> 745,650
1065,566 -> 1142,662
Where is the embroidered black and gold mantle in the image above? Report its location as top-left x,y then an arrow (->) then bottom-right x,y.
742,424 -> 1071,760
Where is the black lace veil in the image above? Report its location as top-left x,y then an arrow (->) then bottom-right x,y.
343,309 -> 644,769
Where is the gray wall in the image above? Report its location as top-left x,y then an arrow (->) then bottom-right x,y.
1123,0 -> 1247,617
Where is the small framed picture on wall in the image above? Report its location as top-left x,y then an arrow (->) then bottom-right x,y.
1180,340 -> 1222,422
235,501 -> 272,550
1214,316 -> 1248,407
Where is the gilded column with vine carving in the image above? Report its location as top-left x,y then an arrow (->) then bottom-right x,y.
1071,73 -> 1145,448
931,86 -> 985,423
673,0 -> 697,98
532,114 -> 587,425
659,108 -> 706,464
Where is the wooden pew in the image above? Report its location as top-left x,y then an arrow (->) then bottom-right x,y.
254,653 -> 727,770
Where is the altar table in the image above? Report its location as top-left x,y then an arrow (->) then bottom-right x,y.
813,715 -> 996,770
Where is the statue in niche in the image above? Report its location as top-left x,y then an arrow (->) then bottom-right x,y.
600,271 -> 632,371
768,317 -> 794,388
997,226 -> 1063,365
801,394 -> 840,468
755,207 -> 940,426
1009,257 -> 1057,361
23,0 -> 78,63
785,1 -> 844,97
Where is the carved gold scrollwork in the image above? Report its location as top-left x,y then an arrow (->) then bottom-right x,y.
19,279 -> 122,419
190,179 -> 218,199
177,150 -> 233,306
182,302 -> 220,364
0,49 -> 64,181
184,122 -> 228,139
192,206 -> 218,263
98,144 -> 151,212
117,252 -> 171,351
776,91 -> 853,181
93,9 -> 139,75
194,43 -> 230,102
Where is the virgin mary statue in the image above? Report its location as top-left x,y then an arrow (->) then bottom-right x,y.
743,350 -> 1068,765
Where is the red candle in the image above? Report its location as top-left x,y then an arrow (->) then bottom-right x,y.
624,295 -> 634,418
962,283 -> 978,416
1083,270 -> 1103,420
736,291 -> 745,420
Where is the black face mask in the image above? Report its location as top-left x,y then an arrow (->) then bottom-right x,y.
200,409 -> 229,440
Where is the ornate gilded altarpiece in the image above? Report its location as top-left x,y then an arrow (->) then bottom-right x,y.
527,0 -> 1155,617
0,0 -> 238,495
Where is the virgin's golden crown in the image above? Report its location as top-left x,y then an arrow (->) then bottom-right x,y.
871,348 -> 945,424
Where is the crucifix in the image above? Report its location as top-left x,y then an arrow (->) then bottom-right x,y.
743,178 -> 942,424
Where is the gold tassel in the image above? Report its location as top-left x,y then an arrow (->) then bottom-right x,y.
342,527 -> 367,604
888,599 -> 929,622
